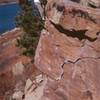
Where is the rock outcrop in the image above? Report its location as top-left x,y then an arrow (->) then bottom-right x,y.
1,0 -> 100,99
0,28 -> 40,99
33,0 -> 100,100
71,0 -> 100,8
80,0 -> 100,8
0,28 -> 29,74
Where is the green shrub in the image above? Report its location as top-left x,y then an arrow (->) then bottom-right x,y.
15,2 -> 44,57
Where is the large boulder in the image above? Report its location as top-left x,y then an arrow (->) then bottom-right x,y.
34,0 -> 100,100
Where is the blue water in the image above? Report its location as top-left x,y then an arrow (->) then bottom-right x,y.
0,3 -> 21,34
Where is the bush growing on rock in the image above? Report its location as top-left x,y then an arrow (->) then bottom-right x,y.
16,1 -> 44,57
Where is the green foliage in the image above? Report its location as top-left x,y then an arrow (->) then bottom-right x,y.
15,3 -> 44,57
16,11 -> 44,35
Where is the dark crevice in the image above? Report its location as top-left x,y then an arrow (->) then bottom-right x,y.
52,2 -> 56,8
85,90 -> 93,100
88,3 -> 97,8
67,57 -> 100,64
70,0 -> 80,3
56,5 -> 65,12
96,31 -> 100,35
60,62 -> 65,79
50,21 -> 97,42
69,9 -> 97,24
68,58 -> 80,64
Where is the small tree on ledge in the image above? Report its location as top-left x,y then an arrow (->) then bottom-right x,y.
15,0 -> 44,57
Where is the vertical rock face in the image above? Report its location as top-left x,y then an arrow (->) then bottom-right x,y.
34,0 -> 100,100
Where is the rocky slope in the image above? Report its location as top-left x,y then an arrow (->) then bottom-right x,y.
0,28 -> 40,99
0,0 -> 100,100
28,0 -> 100,100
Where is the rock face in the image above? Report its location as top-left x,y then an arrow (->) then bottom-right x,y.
24,74 -> 47,100
34,0 -> 100,100
80,0 -> 100,8
71,0 -> 100,8
0,28 -> 29,74
0,29 -> 40,99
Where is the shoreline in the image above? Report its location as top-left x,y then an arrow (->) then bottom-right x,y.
0,28 -> 21,38
0,1 -> 18,6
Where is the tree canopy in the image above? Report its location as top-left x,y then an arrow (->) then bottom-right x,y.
16,0 -> 44,57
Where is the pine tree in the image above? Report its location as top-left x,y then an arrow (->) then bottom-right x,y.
15,0 -> 44,57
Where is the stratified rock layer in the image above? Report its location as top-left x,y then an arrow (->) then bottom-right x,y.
34,0 -> 100,100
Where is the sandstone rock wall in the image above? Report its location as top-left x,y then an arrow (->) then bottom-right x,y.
34,0 -> 100,100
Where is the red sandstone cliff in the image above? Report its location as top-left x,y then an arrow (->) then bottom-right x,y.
0,0 -> 100,100
33,0 -> 100,100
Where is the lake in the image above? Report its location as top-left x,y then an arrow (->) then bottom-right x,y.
0,3 -> 20,34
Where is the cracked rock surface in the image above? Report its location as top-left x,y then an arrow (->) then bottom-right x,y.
34,0 -> 100,100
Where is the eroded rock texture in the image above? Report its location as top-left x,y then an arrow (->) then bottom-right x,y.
0,29 -> 40,99
34,0 -> 100,100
